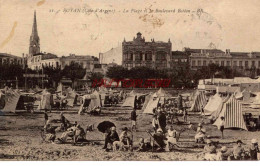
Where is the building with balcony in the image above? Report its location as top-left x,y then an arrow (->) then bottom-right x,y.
122,32 -> 172,70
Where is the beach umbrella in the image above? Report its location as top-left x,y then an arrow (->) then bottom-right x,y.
97,121 -> 115,133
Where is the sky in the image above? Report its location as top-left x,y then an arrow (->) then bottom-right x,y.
0,0 -> 260,58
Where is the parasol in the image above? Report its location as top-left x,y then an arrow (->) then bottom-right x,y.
97,121 -> 116,133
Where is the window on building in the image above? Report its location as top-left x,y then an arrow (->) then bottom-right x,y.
86,62 -> 91,69
126,52 -> 133,61
0,58 -> 2,64
135,52 -> 142,61
215,61 -> 219,65
56,62 -> 59,68
203,60 -> 206,66
227,61 -> 230,66
239,61 -> 242,66
245,61 -> 248,68
258,61 -> 260,68
197,60 -> 201,66
145,51 -> 152,61
209,60 -> 212,64
252,61 -> 255,67
192,60 -> 196,66
156,51 -> 167,60
221,61 -> 224,66
233,61 -> 237,67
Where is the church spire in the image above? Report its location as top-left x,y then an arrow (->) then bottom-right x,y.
29,10 -> 40,56
32,10 -> 38,37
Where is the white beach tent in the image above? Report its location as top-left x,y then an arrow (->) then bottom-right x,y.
39,89 -> 52,110
64,87 -> 78,107
204,93 -> 222,116
142,93 -> 160,114
122,90 -> 147,108
209,94 -> 230,121
213,95 -> 247,131
2,89 -> 21,113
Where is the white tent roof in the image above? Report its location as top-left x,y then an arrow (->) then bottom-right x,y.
204,93 -> 222,116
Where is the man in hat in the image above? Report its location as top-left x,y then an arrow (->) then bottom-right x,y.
203,139 -> 217,160
103,126 -> 119,150
232,140 -> 245,160
249,139 -> 259,160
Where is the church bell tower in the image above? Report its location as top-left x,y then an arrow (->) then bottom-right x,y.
29,11 -> 40,56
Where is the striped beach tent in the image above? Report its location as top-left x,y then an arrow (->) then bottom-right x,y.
213,95 -> 247,130
190,90 -> 207,112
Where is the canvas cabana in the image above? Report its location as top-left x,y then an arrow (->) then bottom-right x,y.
213,95 -> 248,131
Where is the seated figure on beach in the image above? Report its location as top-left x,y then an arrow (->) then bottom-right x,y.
89,106 -> 101,115
165,125 -> 178,151
103,126 -> 119,151
203,139 -> 217,160
113,127 -> 132,151
216,146 -> 231,161
195,123 -> 206,143
58,124 -> 81,144
43,120 -> 56,143
153,128 -> 167,151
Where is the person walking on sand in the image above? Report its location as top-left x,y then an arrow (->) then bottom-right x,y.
131,109 -> 137,131
219,116 -> 225,139
44,111 -> 48,125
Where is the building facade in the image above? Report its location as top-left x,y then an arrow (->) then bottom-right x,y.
170,51 -> 189,69
185,48 -> 260,70
0,53 -> 25,67
99,46 -> 122,65
122,32 -> 172,70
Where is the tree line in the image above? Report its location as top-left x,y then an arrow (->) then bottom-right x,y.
0,62 -> 259,89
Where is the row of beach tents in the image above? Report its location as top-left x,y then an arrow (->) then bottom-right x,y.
190,89 -> 260,131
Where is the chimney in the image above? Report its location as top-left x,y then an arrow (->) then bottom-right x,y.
226,49 -> 230,54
